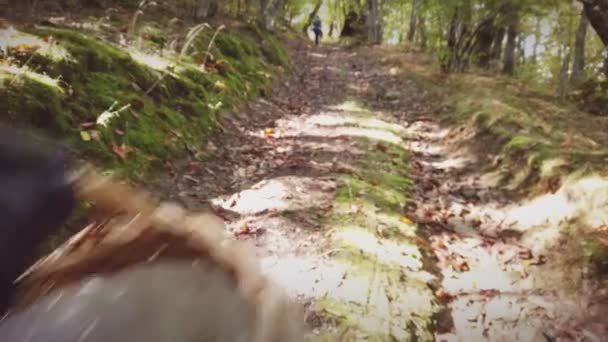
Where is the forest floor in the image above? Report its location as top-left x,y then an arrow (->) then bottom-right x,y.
150,40 -> 608,341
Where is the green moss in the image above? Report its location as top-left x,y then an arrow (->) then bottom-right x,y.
0,74 -> 65,132
215,34 -> 249,59
506,135 -> 534,151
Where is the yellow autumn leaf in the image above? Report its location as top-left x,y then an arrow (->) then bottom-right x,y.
80,131 -> 91,141
264,128 -> 274,138
400,216 -> 414,225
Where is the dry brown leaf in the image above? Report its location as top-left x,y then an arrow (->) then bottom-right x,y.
80,122 -> 96,129
435,289 -> 454,303
112,143 -> 130,161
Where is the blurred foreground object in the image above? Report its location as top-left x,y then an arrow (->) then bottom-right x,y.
1,166 -> 305,341
0,126 -> 76,313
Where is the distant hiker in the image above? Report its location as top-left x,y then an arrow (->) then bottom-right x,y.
312,16 -> 322,46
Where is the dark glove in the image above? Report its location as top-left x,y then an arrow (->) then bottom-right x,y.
0,126 -> 76,313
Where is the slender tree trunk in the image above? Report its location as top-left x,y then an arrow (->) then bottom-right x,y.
604,48 -> 608,76
503,6 -> 519,75
531,18 -> 541,64
418,14 -> 428,49
407,0 -> 419,42
490,27 -> 505,62
194,0 -> 218,20
571,9 -> 588,84
475,19 -> 496,68
558,49 -> 572,99
261,0 -> 285,30
516,35 -> 525,65
442,13 -> 458,72
366,0 -> 382,44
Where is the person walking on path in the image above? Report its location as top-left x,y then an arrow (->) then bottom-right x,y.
312,16 -> 322,46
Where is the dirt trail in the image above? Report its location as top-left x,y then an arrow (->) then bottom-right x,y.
154,42 -> 608,341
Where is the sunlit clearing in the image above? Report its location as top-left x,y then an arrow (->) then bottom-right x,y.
337,127 -> 401,144
0,27 -> 71,62
307,112 -> 404,134
407,140 -> 444,155
423,156 -> 471,171
331,226 -> 422,270
442,256 -> 520,293
500,175 -> 608,254
0,64 -> 63,91
129,50 -> 173,71
261,256 -> 351,299
307,52 -> 327,59
286,114 -> 403,144
406,126 -> 450,141
506,176 -> 608,229
328,101 -> 369,113
211,176 -> 333,215
505,190 -> 574,229
212,180 -> 288,215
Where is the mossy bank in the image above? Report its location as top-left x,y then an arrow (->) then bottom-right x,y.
0,21 -> 288,180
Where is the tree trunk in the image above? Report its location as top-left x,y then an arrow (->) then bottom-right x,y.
406,0 -> 419,42
604,48 -> 608,76
261,0 -> 285,30
531,18 -> 541,64
194,0 -> 217,20
442,13 -> 458,72
490,27 -> 505,62
341,10 -> 365,37
418,14 -> 427,49
475,19 -> 496,68
366,0 -> 382,44
571,9 -> 588,84
579,0 -> 608,75
558,49 -> 572,99
503,5 -> 519,75
516,35 -> 525,65
580,0 -> 608,46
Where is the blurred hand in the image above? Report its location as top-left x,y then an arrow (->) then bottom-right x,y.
0,126 -> 76,313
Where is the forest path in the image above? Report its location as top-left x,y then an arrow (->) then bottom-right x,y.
156,42 -> 608,341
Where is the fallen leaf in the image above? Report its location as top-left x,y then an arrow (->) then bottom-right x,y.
435,289 -> 454,303
13,44 -> 41,53
80,122 -> 96,129
518,248 -> 533,260
400,216 -> 414,225
264,128 -> 275,138
188,162 -> 202,175
451,255 -> 470,272
111,143 -> 130,161
375,143 -> 388,153
80,131 -> 91,141
479,289 -> 500,298
183,175 -> 200,184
